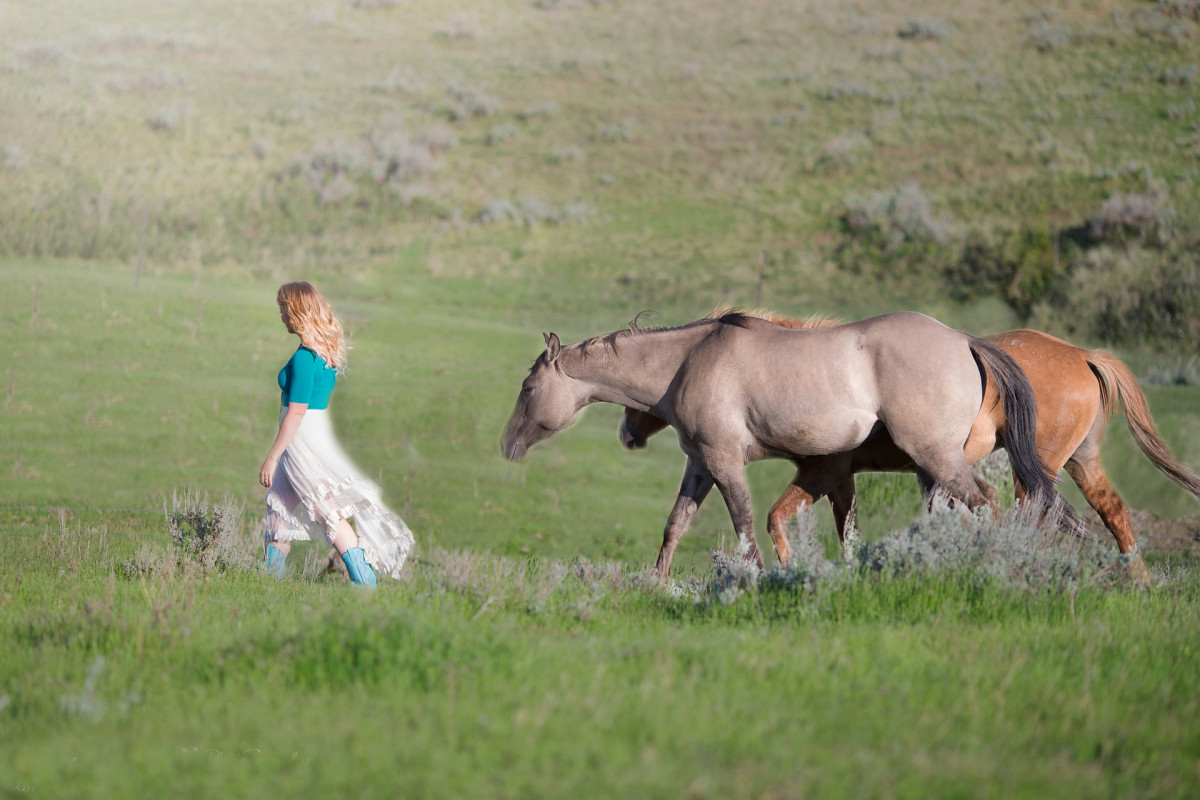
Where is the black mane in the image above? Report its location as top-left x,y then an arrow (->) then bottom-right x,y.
715,311 -> 755,329
543,311 -> 758,362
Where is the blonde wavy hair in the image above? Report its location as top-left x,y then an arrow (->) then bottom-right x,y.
276,281 -> 348,371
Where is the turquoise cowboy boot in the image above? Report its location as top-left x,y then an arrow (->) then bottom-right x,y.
264,543 -> 288,579
341,547 -> 378,588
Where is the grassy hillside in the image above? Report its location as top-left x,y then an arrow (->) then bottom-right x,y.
2,1 -> 1197,294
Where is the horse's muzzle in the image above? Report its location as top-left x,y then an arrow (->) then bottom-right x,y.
618,423 -> 647,450
620,432 -> 647,450
502,439 -> 528,462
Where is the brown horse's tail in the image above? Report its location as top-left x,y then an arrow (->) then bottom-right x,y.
969,337 -> 1081,530
1086,350 -> 1200,501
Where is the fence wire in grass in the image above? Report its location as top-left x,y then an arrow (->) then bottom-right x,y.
0,505 -> 164,538
412,547 -> 664,621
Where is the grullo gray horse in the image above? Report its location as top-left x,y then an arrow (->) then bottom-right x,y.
622,317 -> 1196,581
501,311 -> 1062,577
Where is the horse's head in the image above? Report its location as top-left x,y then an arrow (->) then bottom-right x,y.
502,333 -> 583,462
618,408 -> 670,449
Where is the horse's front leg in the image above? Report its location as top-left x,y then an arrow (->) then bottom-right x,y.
654,457 -> 715,578
711,468 -> 763,571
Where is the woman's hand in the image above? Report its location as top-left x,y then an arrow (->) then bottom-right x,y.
259,456 -> 278,488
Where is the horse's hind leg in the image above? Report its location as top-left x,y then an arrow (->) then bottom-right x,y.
912,456 -> 991,512
655,457 -> 715,578
889,407 -> 991,512
1064,446 -> 1149,583
767,456 -> 852,567
973,474 -> 998,509
1064,454 -> 1133,550
767,482 -> 811,568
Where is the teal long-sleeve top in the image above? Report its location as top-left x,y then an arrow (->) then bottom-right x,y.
278,346 -> 337,409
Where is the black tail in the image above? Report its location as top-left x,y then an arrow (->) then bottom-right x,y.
969,337 -> 1083,532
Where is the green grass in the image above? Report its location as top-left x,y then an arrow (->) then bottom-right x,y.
3,521 -> 1200,799
4,262 -> 1200,797
4,0 -> 1200,796
4,260 -> 1198,566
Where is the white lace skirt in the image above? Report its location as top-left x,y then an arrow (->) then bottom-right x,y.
264,408 -> 415,579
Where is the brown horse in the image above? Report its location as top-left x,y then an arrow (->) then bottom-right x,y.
621,318 -> 1200,572
502,311 -> 1065,577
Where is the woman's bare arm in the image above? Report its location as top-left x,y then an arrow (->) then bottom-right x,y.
259,402 -> 308,487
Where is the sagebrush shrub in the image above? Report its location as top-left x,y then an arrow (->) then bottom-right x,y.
1025,21 -> 1074,51
1156,0 -> 1200,22
1160,63 -> 1198,85
3,146 -> 29,171
518,102 -> 557,120
821,132 -> 871,167
444,82 -> 500,120
475,197 -> 593,228
897,18 -> 952,40
165,492 -> 247,573
1089,179 -> 1175,245
487,122 -> 520,145
1143,357 -> 1200,386
1051,240 -> 1200,348
972,450 -> 1014,503
146,100 -> 192,132
860,501 -> 1127,592
843,184 -> 953,248
707,502 -> 1141,606
282,125 -> 446,205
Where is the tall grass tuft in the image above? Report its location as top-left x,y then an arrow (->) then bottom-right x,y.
36,513 -> 113,578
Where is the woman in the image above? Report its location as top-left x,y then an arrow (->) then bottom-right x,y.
259,281 -> 414,586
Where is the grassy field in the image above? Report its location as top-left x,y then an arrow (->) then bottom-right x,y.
3,0 -> 1200,797
3,505 -> 1200,799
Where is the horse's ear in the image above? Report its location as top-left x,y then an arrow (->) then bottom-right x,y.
542,332 -> 561,363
